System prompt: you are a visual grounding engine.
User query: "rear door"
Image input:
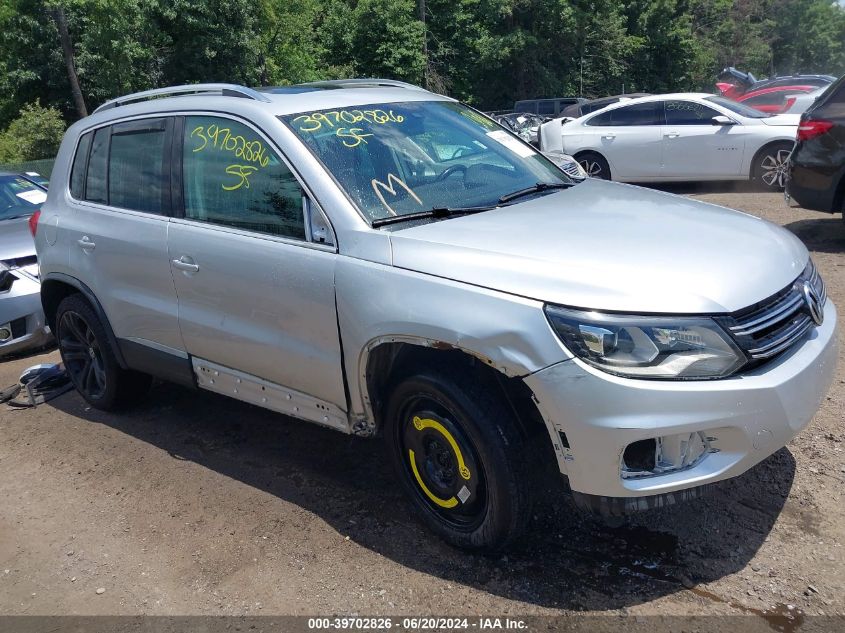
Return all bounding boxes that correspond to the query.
[64,117,185,360]
[661,99,746,179]
[580,101,664,180]
[167,114,346,410]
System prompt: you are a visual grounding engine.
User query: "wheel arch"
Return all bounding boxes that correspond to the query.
[573,149,612,179]
[749,138,795,180]
[41,273,128,368]
[360,338,551,445]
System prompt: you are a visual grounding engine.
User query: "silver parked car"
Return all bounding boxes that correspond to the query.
[35,81,837,549]
[1,173,52,358]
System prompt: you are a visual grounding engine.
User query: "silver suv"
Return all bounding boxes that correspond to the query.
[34,81,838,549]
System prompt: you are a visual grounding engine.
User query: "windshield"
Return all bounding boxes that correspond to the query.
[281,101,570,223]
[704,95,770,119]
[0,175,46,220]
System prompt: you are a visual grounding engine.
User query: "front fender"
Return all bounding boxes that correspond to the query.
[336,257,572,420]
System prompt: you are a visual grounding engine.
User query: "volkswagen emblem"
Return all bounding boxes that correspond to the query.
[801,281,824,326]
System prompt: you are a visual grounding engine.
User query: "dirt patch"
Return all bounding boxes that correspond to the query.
[0,190,843,619]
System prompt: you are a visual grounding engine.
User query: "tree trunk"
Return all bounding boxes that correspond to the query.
[50,6,87,118]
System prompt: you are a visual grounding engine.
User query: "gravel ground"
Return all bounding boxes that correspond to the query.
[0,188,843,625]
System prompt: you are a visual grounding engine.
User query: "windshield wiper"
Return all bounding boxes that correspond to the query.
[498,181,573,204]
[372,205,494,228]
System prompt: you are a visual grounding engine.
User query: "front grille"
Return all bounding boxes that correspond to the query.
[717,262,826,362]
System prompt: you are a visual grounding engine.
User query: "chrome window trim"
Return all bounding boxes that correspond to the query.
[168,214,337,254]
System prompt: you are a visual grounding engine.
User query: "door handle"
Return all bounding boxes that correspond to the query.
[664,132,680,139]
[172,256,199,273]
[77,236,95,251]
[602,134,616,140]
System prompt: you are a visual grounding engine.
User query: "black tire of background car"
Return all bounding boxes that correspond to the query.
[752,141,794,192]
[384,363,533,550]
[575,151,611,180]
[55,294,152,410]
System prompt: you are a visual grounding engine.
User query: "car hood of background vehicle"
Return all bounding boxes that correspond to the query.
[760,113,801,126]
[388,179,808,314]
[0,216,36,262]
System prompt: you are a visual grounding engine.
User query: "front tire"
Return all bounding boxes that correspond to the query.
[55,294,151,410]
[576,151,611,180]
[753,142,793,191]
[384,364,532,550]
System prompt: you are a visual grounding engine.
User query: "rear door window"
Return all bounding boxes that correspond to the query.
[108,118,170,214]
[182,115,306,240]
[587,102,663,126]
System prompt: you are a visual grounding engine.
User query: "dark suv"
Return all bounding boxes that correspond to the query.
[787,74,845,221]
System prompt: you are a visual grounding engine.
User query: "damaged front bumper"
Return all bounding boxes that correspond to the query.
[524,300,838,515]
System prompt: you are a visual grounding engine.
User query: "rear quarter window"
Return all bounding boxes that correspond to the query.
[70,132,92,199]
[85,127,109,205]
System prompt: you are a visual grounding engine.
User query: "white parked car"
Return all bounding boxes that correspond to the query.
[539,93,799,189]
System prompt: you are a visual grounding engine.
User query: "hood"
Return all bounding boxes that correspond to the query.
[0,216,37,262]
[761,113,800,126]
[388,179,808,314]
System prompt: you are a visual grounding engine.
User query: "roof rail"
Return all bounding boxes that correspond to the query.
[94,83,272,113]
[294,78,428,91]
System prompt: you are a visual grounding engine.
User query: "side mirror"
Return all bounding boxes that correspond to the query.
[712,115,735,126]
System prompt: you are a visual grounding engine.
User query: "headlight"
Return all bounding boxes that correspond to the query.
[544,306,746,379]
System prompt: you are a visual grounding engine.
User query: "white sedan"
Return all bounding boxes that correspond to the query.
[538,93,798,189]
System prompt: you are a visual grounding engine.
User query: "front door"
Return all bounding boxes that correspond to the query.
[661,100,746,179]
[168,114,346,409]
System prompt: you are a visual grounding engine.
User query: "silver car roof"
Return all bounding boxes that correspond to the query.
[85,81,454,127]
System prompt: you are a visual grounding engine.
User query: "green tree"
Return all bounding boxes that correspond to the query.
[0,101,66,163]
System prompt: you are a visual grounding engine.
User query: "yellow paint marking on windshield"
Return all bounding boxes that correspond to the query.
[459,109,496,129]
[371,174,423,216]
[292,109,405,134]
[337,128,374,148]
[413,416,471,480]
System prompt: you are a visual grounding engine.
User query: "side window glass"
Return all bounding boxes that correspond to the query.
[108,118,169,214]
[183,116,306,240]
[743,93,784,106]
[609,102,662,126]
[586,110,613,126]
[70,132,92,199]
[537,101,555,115]
[85,127,109,204]
[665,101,722,125]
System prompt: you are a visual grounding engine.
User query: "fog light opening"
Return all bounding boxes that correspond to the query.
[0,325,12,342]
[622,439,656,473]
[621,432,712,479]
